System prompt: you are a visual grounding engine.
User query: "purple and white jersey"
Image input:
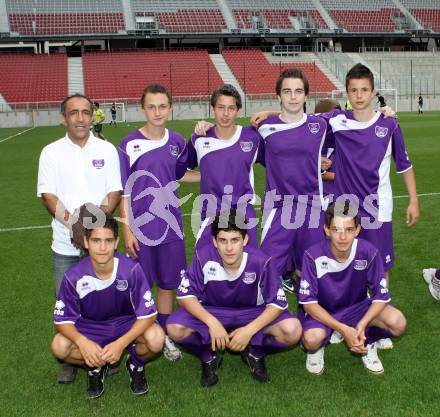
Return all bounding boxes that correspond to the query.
[323,111,412,221]
[54,252,157,325]
[258,114,327,208]
[119,129,186,245]
[185,125,263,217]
[298,238,390,314]
[176,244,287,310]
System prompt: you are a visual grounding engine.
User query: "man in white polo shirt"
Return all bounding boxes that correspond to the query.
[37,93,122,383]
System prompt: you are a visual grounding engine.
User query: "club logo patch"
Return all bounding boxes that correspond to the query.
[277,288,287,302]
[169,145,180,157]
[240,141,253,152]
[92,159,105,169]
[243,272,256,284]
[375,126,388,138]
[380,278,389,294]
[143,290,155,307]
[308,123,320,134]
[354,260,368,271]
[116,279,128,291]
[299,280,310,295]
[178,277,190,294]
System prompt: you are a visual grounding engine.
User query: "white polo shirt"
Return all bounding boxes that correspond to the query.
[37,134,122,256]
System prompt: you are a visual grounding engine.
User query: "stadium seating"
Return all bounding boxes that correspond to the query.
[232,9,327,30]
[222,49,335,95]
[135,10,226,33]
[0,53,67,104]
[228,0,327,30]
[408,9,440,32]
[319,0,403,32]
[132,0,226,32]
[8,13,124,35]
[82,50,224,100]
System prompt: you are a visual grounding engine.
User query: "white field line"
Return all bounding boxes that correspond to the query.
[1,192,439,233]
[0,127,35,144]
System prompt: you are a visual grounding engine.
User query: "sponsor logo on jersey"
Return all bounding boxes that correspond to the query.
[276,288,287,302]
[169,145,180,157]
[269,127,276,132]
[133,144,141,152]
[299,279,310,295]
[208,266,216,276]
[92,159,105,169]
[143,290,155,307]
[308,123,320,134]
[203,141,210,149]
[239,141,253,152]
[178,277,190,294]
[243,272,256,284]
[320,260,328,270]
[375,126,388,138]
[379,277,389,294]
[385,254,391,263]
[54,299,65,316]
[354,260,368,271]
[116,279,128,291]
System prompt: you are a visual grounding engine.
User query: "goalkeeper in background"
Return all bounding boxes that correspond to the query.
[93,101,106,140]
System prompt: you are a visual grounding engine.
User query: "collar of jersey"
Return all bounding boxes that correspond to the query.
[137,128,169,144]
[344,111,381,129]
[64,133,96,149]
[315,239,358,278]
[82,256,120,290]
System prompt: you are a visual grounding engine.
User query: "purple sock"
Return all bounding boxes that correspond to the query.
[365,327,392,345]
[179,332,214,363]
[435,270,440,280]
[249,345,265,359]
[262,335,291,354]
[157,313,170,333]
[128,344,147,368]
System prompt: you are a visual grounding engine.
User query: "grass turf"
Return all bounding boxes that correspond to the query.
[0,112,439,417]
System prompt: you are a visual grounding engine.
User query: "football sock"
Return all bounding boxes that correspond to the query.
[128,344,147,368]
[262,334,291,354]
[179,332,213,363]
[157,313,169,333]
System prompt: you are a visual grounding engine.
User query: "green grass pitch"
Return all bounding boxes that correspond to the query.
[0,112,439,417]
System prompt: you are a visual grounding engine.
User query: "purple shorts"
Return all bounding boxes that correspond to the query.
[167,305,294,346]
[196,205,259,250]
[299,299,392,346]
[138,239,187,290]
[359,221,394,271]
[76,315,135,347]
[260,202,325,274]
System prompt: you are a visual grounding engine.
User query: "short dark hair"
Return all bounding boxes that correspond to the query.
[94,101,100,107]
[325,201,360,229]
[210,84,242,109]
[314,99,341,113]
[345,63,375,91]
[141,83,172,107]
[212,209,247,239]
[60,94,94,115]
[84,211,119,239]
[276,68,309,96]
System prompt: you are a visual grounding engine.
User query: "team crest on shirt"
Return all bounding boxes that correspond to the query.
[375,126,388,138]
[116,279,128,291]
[276,288,287,302]
[354,260,368,271]
[143,290,155,307]
[308,123,320,134]
[380,278,389,294]
[54,300,65,316]
[239,141,254,153]
[299,280,310,295]
[178,277,190,294]
[169,145,180,157]
[242,272,256,284]
[92,159,105,169]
